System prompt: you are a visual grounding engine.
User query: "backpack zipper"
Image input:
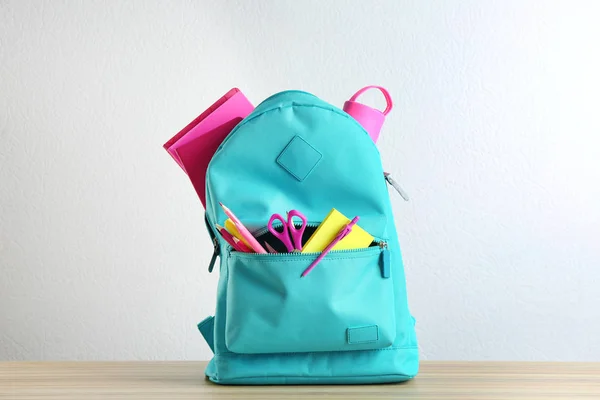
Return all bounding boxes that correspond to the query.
[208,237,219,273]
[205,214,220,273]
[228,222,387,257]
[227,241,385,258]
[379,241,390,279]
[384,172,409,201]
[229,240,390,279]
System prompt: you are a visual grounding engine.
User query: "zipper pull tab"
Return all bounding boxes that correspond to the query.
[384,172,409,201]
[208,237,219,273]
[380,242,390,279]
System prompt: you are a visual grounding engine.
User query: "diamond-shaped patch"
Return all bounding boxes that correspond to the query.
[276,135,322,182]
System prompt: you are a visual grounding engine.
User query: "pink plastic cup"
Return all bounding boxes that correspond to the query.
[343,85,393,143]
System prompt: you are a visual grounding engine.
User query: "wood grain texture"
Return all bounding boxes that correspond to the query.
[1,361,599,399]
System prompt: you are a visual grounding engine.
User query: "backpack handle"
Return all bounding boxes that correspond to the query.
[348,85,393,116]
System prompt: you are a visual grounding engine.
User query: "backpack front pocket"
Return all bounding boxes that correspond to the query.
[225,246,396,354]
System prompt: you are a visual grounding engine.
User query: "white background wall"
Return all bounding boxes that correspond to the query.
[1,0,599,362]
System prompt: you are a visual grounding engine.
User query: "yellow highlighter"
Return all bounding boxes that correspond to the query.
[225,219,251,248]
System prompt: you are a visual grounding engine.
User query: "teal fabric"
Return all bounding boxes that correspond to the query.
[203,90,419,384]
[197,316,215,354]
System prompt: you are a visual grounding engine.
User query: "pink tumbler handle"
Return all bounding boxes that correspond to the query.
[348,85,393,116]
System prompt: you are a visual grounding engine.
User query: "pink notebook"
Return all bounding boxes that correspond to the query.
[163,88,254,207]
[175,117,242,208]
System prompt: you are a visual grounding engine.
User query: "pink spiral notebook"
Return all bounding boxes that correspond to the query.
[163,88,254,207]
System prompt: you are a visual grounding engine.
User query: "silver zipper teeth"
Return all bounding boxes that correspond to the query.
[229,245,384,258]
[227,222,388,257]
[228,224,387,257]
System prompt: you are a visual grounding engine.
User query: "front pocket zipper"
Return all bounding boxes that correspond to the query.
[229,239,390,279]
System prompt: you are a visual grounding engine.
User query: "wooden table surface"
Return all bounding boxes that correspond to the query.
[1,361,599,399]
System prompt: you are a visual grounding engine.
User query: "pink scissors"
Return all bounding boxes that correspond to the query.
[267,210,307,252]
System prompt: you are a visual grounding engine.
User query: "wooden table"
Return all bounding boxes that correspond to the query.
[1,361,599,399]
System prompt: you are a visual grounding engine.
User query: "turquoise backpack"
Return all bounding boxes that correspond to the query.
[199,89,419,384]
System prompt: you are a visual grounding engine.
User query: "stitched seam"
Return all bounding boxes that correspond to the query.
[225,104,376,152]
[216,373,414,382]
[277,159,303,181]
[214,345,418,356]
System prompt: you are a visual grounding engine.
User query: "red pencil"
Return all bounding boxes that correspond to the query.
[215,224,248,252]
[233,237,253,253]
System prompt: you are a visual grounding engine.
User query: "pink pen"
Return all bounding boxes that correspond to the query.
[301,216,360,277]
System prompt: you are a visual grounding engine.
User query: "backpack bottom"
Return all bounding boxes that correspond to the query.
[204,346,419,385]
